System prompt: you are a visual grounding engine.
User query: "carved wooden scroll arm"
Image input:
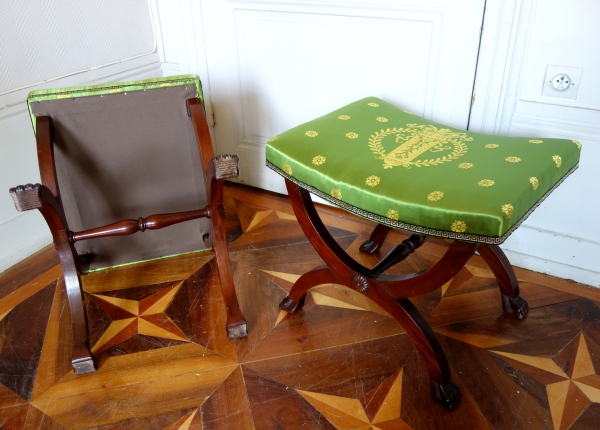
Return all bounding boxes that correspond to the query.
[283,180,478,297]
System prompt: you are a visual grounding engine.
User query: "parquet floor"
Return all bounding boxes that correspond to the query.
[1,183,600,429]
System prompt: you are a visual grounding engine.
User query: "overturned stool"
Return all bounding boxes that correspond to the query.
[266,97,580,410]
[9,75,247,374]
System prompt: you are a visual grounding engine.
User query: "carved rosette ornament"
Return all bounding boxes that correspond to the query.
[351,274,370,294]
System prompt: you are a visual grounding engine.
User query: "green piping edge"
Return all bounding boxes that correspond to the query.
[83,247,212,274]
[266,160,579,245]
[27,74,203,134]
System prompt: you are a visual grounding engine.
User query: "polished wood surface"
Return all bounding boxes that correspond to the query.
[1,182,599,428]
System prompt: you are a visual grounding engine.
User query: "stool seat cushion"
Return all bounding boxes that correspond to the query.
[266,97,580,244]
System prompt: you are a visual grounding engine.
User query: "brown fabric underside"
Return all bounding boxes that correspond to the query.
[31,85,211,270]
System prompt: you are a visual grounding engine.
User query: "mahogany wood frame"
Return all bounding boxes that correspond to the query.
[9,98,247,374]
[279,180,529,410]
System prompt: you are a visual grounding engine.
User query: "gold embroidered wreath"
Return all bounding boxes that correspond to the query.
[368,127,469,168]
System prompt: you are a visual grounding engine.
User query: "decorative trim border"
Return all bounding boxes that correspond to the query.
[26,74,203,133]
[266,160,579,245]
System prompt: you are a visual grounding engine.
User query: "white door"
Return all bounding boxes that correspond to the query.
[199,0,485,194]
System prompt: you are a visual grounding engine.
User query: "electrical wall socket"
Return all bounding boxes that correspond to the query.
[542,65,583,100]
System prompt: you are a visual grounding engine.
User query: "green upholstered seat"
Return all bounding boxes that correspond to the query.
[266,97,581,244]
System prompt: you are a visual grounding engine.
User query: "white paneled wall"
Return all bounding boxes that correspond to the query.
[0,0,164,273]
[471,0,600,287]
[0,0,155,95]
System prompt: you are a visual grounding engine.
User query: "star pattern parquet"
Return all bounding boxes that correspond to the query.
[1,182,600,429]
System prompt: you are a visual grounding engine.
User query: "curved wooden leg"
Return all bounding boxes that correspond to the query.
[359,224,391,254]
[478,244,529,319]
[14,120,96,373]
[190,100,247,339]
[284,180,461,409]
[279,267,341,313]
[212,215,247,339]
[10,184,96,374]
[57,231,96,374]
[369,284,461,410]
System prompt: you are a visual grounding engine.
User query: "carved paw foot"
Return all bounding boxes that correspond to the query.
[9,183,43,212]
[279,295,306,313]
[359,239,381,254]
[227,322,248,339]
[430,380,462,411]
[502,294,529,320]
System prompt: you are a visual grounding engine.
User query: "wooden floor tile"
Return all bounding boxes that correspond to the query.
[81,253,213,294]
[31,362,237,428]
[0,404,28,428]
[0,246,58,301]
[201,366,254,429]
[23,405,68,429]
[31,280,74,402]
[0,282,55,401]
[0,182,599,429]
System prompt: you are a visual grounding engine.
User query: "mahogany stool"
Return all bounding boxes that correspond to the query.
[266,97,580,409]
[9,75,247,374]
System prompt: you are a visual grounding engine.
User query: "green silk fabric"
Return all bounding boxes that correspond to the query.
[27,74,203,133]
[266,97,580,243]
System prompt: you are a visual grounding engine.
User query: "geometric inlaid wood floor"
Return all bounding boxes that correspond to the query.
[1,183,600,429]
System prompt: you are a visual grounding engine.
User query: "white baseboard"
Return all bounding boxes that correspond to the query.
[505,249,600,288]
[0,211,52,274]
[502,224,600,287]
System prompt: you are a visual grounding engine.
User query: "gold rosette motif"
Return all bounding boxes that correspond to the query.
[478,179,495,187]
[386,209,399,220]
[427,191,444,201]
[312,156,326,166]
[365,175,380,187]
[451,220,467,232]
[501,204,514,218]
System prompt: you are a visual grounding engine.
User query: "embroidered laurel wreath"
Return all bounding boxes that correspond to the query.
[368,125,471,169]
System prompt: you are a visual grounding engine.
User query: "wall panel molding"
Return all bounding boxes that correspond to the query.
[511,101,600,142]
[231,7,443,153]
